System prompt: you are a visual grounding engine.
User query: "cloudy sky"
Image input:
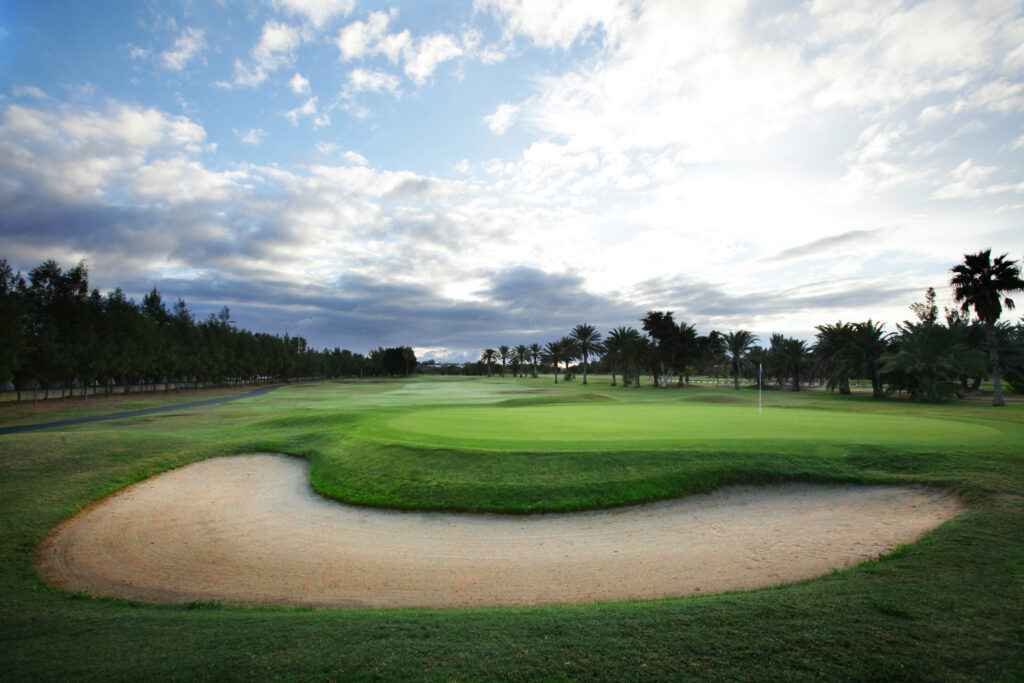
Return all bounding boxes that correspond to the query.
[2,0,1023,360]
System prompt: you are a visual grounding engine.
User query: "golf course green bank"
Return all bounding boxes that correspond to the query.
[2,377,1022,680]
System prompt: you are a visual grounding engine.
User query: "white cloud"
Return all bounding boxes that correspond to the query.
[12,85,48,99]
[235,128,266,145]
[130,157,243,203]
[404,34,463,84]
[285,96,329,127]
[289,72,311,94]
[275,0,354,28]
[931,159,1024,199]
[160,27,205,71]
[336,10,393,59]
[344,150,368,165]
[233,20,303,87]
[477,0,634,49]
[0,101,209,203]
[346,68,401,96]
[335,11,464,85]
[1010,135,1024,151]
[953,79,1024,114]
[127,44,151,62]
[918,105,945,123]
[484,103,519,134]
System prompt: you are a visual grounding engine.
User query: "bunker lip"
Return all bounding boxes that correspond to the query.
[37,454,965,610]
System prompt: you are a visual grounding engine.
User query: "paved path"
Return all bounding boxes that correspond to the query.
[0,385,282,436]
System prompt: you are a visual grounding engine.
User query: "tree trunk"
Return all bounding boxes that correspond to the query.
[869,361,883,399]
[987,323,1005,406]
[839,376,851,395]
[582,351,588,385]
[733,358,740,389]
[610,361,617,387]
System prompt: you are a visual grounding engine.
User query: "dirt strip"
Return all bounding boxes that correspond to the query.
[37,454,964,609]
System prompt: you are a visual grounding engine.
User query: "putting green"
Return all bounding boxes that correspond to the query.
[360,403,1000,452]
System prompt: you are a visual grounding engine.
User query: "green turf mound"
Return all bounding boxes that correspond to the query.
[358,403,1001,452]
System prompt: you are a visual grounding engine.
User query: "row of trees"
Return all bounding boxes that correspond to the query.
[0,258,416,401]
[477,251,1024,405]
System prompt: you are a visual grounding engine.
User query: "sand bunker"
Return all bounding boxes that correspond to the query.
[37,454,963,609]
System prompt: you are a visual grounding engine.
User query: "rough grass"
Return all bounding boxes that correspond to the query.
[0,376,1022,681]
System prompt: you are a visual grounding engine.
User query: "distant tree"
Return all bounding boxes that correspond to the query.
[724,330,758,390]
[570,323,603,385]
[604,326,637,386]
[528,343,541,378]
[950,249,1024,406]
[777,337,811,391]
[513,344,529,377]
[813,322,854,394]
[850,320,891,399]
[480,348,496,376]
[881,322,983,403]
[542,339,565,383]
[0,259,28,395]
[909,286,939,326]
[696,330,726,381]
[642,310,678,386]
[498,345,510,377]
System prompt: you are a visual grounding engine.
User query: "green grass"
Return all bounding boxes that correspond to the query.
[1,376,1022,681]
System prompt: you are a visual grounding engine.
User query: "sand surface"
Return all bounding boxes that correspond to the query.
[37,454,963,609]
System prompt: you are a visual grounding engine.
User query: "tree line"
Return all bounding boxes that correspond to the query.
[472,250,1024,406]
[0,258,416,401]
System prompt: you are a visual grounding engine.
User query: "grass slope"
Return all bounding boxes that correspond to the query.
[1,376,1022,681]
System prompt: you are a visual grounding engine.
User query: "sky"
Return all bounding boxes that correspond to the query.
[1,0,1023,361]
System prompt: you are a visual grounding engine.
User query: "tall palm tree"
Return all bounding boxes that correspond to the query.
[497,345,510,377]
[950,249,1024,406]
[604,326,631,386]
[542,339,564,383]
[850,320,891,398]
[777,337,810,391]
[480,348,496,377]
[559,336,580,378]
[529,343,541,378]
[513,344,530,377]
[813,322,854,394]
[724,330,758,390]
[570,323,602,385]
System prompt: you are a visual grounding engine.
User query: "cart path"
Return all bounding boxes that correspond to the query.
[37,454,964,610]
[0,385,282,435]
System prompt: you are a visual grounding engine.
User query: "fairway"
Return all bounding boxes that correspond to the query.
[361,403,1001,451]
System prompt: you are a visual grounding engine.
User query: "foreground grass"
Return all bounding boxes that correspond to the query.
[1,376,1022,680]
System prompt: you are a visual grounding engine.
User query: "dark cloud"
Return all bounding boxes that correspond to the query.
[762,228,887,262]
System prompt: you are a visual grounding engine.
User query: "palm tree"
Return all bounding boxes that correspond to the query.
[723,330,758,390]
[480,348,496,377]
[513,344,530,377]
[542,340,564,383]
[497,345,510,377]
[604,326,632,386]
[529,343,541,378]
[849,320,891,398]
[559,336,580,378]
[950,249,1024,406]
[777,337,810,391]
[881,322,982,403]
[813,322,854,394]
[570,323,602,385]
